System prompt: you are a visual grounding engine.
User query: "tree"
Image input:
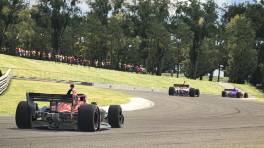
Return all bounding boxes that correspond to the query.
[146,0,170,75]
[196,38,219,80]
[167,18,192,77]
[133,0,153,69]
[83,14,105,64]
[176,0,218,79]
[226,15,257,83]
[222,3,246,24]
[147,20,170,75]
[62,13,83,56]
[38,0,79,55]
[215,24,228,81]
[84,0,111,63]
[16,8,36,50]
[245,2,264,87]
[0,0,25,54]
[108,12,127,69]
[89,0,111,26]
[223,1,264,86]
[30,4,52,52]
[127,0,170,75]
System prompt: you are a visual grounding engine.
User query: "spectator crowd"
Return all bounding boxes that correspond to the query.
[14,48,147,74]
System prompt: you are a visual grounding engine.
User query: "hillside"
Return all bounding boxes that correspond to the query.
[0,54,224,94]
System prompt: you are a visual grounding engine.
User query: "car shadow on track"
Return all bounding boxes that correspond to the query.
[7,127,110,133]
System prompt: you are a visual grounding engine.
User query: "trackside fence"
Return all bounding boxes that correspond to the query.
[0,69,11,95]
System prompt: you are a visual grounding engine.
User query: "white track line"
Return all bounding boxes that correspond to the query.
[100,97,154,112]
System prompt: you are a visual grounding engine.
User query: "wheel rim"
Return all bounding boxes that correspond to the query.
[119,112,124,125]
[94,109,99,130]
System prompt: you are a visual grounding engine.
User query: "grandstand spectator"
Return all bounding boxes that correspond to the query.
[11,48,148,74]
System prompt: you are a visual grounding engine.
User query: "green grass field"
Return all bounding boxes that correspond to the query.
[0,54,223,94]
[0,79,130,115]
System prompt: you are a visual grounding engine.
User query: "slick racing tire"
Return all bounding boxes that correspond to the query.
[195,89,200,97]
[189,88,195,97]
[168,87,175,96]
[78,104,100,132]
[244,93,249,98]
[236,92,243,98]
[222,91,227,97]
[16,101,32,129]
[108,105,124,128]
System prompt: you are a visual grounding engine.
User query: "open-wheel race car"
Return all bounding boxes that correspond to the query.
[168,84,200,97]
[15,93,124,132]
[222,88,248,98]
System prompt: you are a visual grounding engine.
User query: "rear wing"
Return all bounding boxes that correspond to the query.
[224,89,236,91]
[174,84,190,87]
[26,92,87,113]
[26,92,86,103]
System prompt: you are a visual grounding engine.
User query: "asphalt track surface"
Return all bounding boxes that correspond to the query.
[1,91,264,148]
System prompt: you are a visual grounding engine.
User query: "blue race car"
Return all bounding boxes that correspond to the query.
[221,88,248,98]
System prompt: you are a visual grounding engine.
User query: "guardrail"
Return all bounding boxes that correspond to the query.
[0,69,12,95]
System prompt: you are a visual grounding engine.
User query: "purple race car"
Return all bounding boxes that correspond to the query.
[221,88,248,98]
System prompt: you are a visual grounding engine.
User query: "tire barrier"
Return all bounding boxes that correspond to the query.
[0,69,11,95]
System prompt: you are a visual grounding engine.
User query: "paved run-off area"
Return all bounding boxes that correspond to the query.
[1,91,264,148]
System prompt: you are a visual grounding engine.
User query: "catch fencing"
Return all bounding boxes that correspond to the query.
[0,69,11,95]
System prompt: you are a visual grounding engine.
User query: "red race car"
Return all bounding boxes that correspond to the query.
[15,93,124,132]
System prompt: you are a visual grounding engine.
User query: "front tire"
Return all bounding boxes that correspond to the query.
[108,105,124,128]
[15,101,32,129]
[222,91,227,97]
[78,104,100,132]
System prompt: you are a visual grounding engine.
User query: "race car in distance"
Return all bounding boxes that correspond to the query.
[15,93,124,132]
[168,84,200,97]
[222,88,248,98]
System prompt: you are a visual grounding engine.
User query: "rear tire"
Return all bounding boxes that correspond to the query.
[168,87,175,96]
[15,101,32,129]
[108,105,124,128]
[189,88,195,97]
[78,104,100,132]
[236,92,243,98]
[195,89,200,97]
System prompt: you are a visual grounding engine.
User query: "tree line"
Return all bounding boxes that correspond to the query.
[0,0,263,88]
